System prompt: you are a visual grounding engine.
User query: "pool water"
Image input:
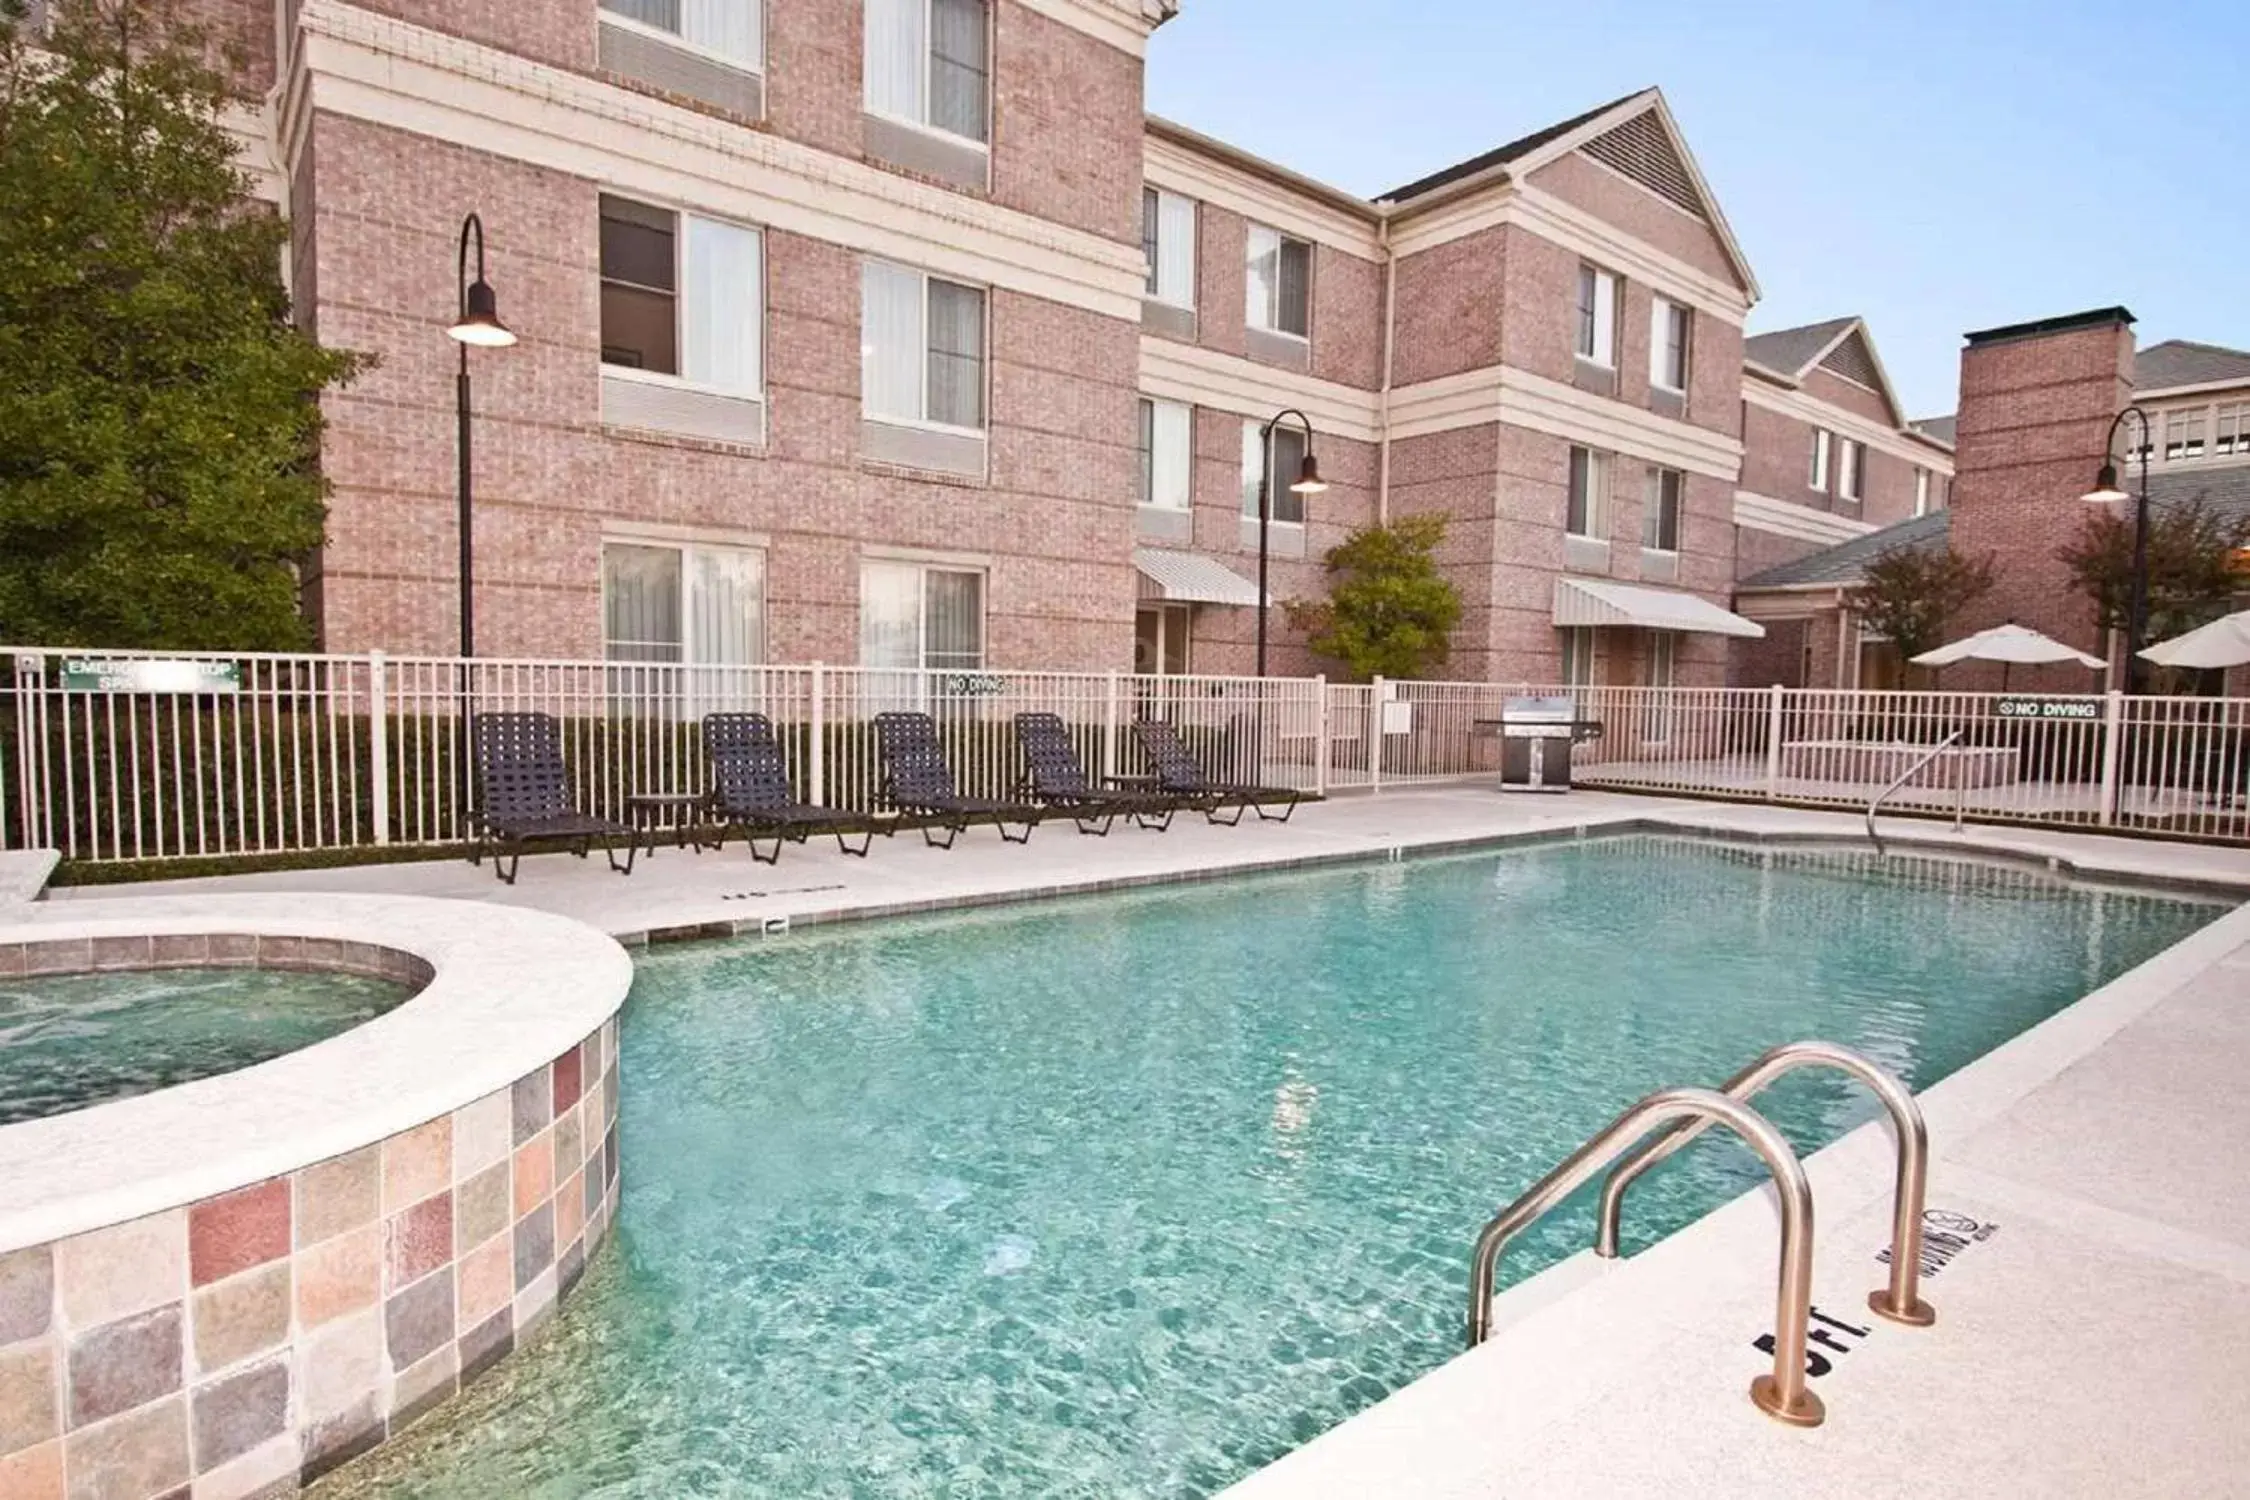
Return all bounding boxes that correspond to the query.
[324,838,2223,1498]
[0,966,411,1125]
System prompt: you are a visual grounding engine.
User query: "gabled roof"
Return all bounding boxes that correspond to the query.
[2136,339,2250,393]
[1912,415,1957,447]
[1738,510,1950,591]
[1377,88,1760,301]
[1741,315,1908,426]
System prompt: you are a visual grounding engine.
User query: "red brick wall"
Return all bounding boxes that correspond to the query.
[303,115,1140,666]
[1311,245,1384,391]
[991,4,1141,244]
[176,0,275,94]
[1390,227,1503,387]
[763,1,860,160]
[1945,315,2135,690]
[1493,223,1577,385]
[349,0,593,72]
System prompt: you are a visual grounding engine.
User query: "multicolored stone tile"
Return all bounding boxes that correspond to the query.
[189,1264,290,1377]
[188,1184,290,1289]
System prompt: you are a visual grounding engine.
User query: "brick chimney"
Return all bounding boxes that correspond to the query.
[1945,307,2136,691]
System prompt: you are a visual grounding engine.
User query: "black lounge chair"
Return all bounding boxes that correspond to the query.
[1013,713,1177,835]
[873,712,1045,848]
[468,712,637,885]
[1131,718,1302,826]
[703,713,879,864]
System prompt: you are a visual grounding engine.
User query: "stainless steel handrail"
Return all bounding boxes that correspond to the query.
[1466,1086,1825,1427]
[1865,729,1964,855]
[1593,1040,1936,1328]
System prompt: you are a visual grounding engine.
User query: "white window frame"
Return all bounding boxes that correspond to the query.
[863,0,991,148]
[598,0,764,74]
[1567,447,1607,540]
[2164,408,2208,462]
[598,195,767,400]
[1242,421,1308,526]
[1244,224,1311,340]
[858,559,987,671]
[1642,467,1682,553]
[1143,188,1197,309]
[861,259,988,435]
[1560,626,1596,689]
[600,538,768,667]
[1648,295,1689,393]
[1576,264,1620,367]
[1640,632,1676,743]
[1808,428,1832,492]
[1838,438,1865,503]
[1139,398,1193,511]
[1914,467,1931,517]
[2217,403,2248,458]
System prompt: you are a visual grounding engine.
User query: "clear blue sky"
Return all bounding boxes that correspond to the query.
[1146,0,2250,421]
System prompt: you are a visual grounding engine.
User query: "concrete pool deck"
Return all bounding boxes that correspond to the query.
[28,789,2250,1497]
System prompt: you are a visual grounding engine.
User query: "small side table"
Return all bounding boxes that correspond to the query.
[625,793,722,858]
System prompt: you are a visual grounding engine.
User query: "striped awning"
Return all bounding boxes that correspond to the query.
[1553,577,1766,639]
[1134,548,1261,607]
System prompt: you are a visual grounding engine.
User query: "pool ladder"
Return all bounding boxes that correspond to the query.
[1464,1040,1936,1429]
[1865,730,1966,856]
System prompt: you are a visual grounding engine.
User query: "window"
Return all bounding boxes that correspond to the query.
[1138,399,1192,510]
[862,260,986,429]
[1808,428,1832,492]
[2218,404,2249,458]
[598,0,761,69]
[860,561,984,670]
[1240,422,1308,525]
[1566,447,1606,539]
[1143,189,1197,307]
[601,541,765,665]
[2165,409,2207,461]
[599,196,764,393]
[1914,467,1931,517]
[1559,627,1595,689]
[1641,632,1676,743]
[1244,225,1310,338]
[1575,264,1619,366]
[865,0,989,144]
[1643,468,1682,552]
[1838,439,1864,503]
[1649,296,1690,392]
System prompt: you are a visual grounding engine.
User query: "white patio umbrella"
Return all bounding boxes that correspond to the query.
[1910,623,2105,690]
[2138,610,2250,671]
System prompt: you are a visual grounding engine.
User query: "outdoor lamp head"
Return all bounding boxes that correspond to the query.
[1290,452,1328,495]
[2080,461,2128,504]
[447,279,517,348]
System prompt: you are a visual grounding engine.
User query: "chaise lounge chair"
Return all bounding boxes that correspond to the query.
[873,712,1046,848]
[1131,718,1302,826]
[703,713,880,865]
[468,711,637,885]
[1013,712,1178,835]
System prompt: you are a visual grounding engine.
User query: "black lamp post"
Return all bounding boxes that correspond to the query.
[2082,405,2152,694]
[445,213,517,661]
[1254,407,1328,678]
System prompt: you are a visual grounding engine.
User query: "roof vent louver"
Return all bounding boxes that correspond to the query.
[1579,110,1705,220]
[1819,332,1884,391]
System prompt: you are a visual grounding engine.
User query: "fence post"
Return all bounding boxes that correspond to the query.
[1314,675,1329,798]
[808,662,826,808]
[367,652,391,846]
[2097,689,2124,827]
[1370,675,1386,795]
[1103,670,1121,786]
[1763,683,1785,803]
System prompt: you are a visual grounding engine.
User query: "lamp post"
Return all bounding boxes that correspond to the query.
[2082,405,2152,694]
[445,213,517,661]
[1254,408,1329,678]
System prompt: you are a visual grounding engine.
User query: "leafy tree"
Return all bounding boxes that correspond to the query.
[1853,542,1995,681]
[1282,513,1464,681]
[0,0,363,649]
[2057,495,2250,652]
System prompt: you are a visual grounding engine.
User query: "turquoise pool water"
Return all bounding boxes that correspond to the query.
[0,966,410,1125]
[327,837,2223,1498]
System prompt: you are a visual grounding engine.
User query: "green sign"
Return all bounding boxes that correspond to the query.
[58,659,240,695]
[1995,697,2099,721]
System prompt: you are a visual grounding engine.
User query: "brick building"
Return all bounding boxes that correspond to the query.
[45,3,2001,687]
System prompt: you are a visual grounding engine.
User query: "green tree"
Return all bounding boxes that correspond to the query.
[2057,495,2250,650]
[0,0,363,649]
[1853,542,1994,682]
[1282,513,1464,681]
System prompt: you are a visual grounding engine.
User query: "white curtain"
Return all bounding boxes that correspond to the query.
[1149,400,1191,510]
[860,561,922,669]
[1240,420,1264,517]
[681,0,759,65]
[689,548,763,666]
[683,216,760,395]
[1155,192,1197,307]
[602,545,683,663]
[1244,225,1279,330]
[861,261,923,421]
[864,0,924,120]
[924,570,983,670]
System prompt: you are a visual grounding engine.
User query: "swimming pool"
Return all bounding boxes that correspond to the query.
[0,965,410,1125]
[320,836,2224,1498]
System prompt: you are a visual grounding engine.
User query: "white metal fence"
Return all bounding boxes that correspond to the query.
[8,646,2250,864]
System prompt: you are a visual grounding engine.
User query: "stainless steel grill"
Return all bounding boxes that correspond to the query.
[1487,695,1603,792]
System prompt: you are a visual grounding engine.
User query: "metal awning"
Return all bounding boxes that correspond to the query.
[1134,548,1261,607]
[1553,577,1767,639]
